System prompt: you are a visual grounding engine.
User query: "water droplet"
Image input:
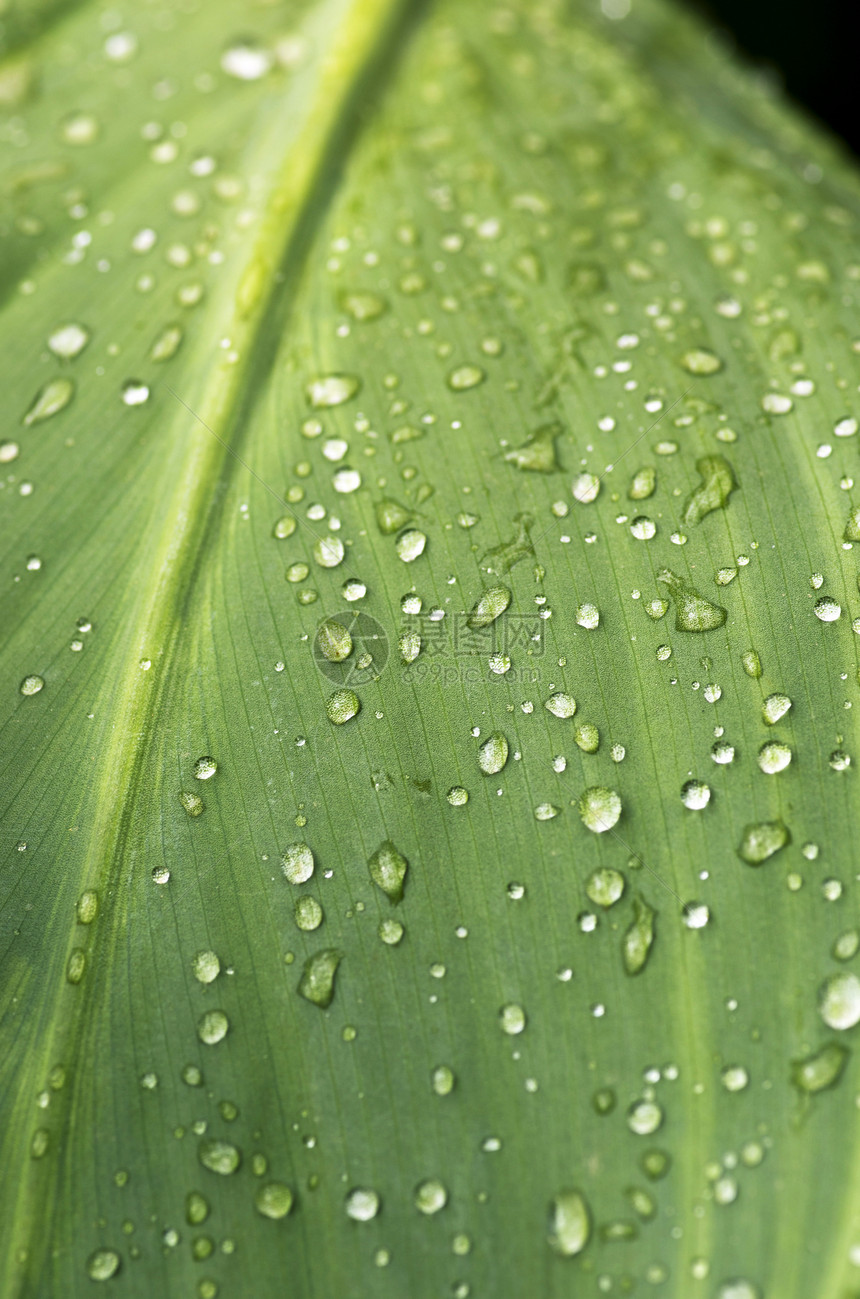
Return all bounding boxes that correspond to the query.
[813,596,841,622]
[628,466,656,500]
[193,757,218,781]
[645,598,669,620]
[273,516,297,540]
[368,840,408,903]
[281,843,314,884]
[844,507,860,542]
[480,513,535,574]
[345,1188,380,1221]
[415,1179,448,1214]
[578,787,621,833]
[23,377,74,425]
[547,1190,591,1257]
[66,949,86,984]
[572,473,600,504]
[254,1182,294,1219]
[833,930,860,961]
[298,948,341,1008]
[150,323,183,362]
[761,392,793,415]
[762,692,791,724]
[534,802,560,821]
[48,323,90,359]
[395,529,426,563]
[19,674,45,697]
[76,889,99,924]
[586,868,625,907]
[681,780,711,810]
[431,1065,455,1096]
[179,791,204,817]
[478,732,509,775]
[446,786,469,806]
[152,866,170,885]
[545,691,576,719]
[316,619,353,663]
[376,498,411,534]
[682,902,710,929]
[499,1003,526,1035]
[757,741,792,774]
[192,951,221,984]
[340,291,386,321]
[504,423,561,473]
[720,1065,749,1092]
[303,372,360,409]
[326,689,360,724]
[738,819,791,864]
[835,416,858,438]
[86,1249,121,1281]
[627,1099,663,1135]
[121,381,149,407]
[630,516,657,540]
[198,1139,241,1175]
[573,721,600,753]
[623,897,656,975]
[658,570,726,632]
[467,586,511,629]
[378,918,404,945]
[197,1010,229,1045]
[682,455,737,525]
[576,602,600,630]
[819,972,860,1030]
[399,631,421,663]
[313,536,345,568]
[716,567,737,585]
[680,348,722,375]
[830,749,852,772]
[294,896,323,932]
[712,741,735,764]
[186,1192,210,1226]
[792,1042,849,1093]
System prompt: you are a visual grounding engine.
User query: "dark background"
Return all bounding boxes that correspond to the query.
[692,0,857,154]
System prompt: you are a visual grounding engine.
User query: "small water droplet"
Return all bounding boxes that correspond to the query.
[193,757,218,781]
[478,732,509,775]
[86,1249,121,1281]
[415,1179,448,1214]
[368,840,408,903]
[818,972,860,1030]
[23,378,74,425]
[298,948,342,1007]
[499,1003,526,1035]
[326,689,360,724]
[254,1182,294,1219]
[578,787,621,833]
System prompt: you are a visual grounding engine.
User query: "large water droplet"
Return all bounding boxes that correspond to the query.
[306,374,359,408]
[819,972,860,1029]
[192,951,221,984]
[368,840,408,903]
[627,1099,663,1135]
[586,868,625,907]
[298,948,341,1008]
[254,1182,294,1219]
[757,741,792,774]
[762,693,791,725]
[547,1190,591,1257]
[281,842,314,884]
[345,1188,380,1221]
[197,1010,229,1045]
[23,378,74,425]
[623,897,656,975]
[48,323,90,359]
[738,819,790,864]
[198,1139,241,1175]
[86,1250,121,1281]
[682,455,737,525]
[578,787,621,833]
[478,732,509,775]
[499,1003,526,1035]
[791,1042,849,1093]
[395,529,427,563]
[545,691,576,719]
[467,586,511,630]
[326,689,360,724]
[316,619,353,662]
[414,1179,448,1214]
[504,423,561,473]
[658,570,726,632]
[680,348,722,375]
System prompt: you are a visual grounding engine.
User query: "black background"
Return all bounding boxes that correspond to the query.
[691,0,857,153]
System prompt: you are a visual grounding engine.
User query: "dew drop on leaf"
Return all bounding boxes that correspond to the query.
[313,535,345,568]
[344,1188,380,1221]
[623,897,656,976]
[192,950,220,984]
[306,374,359,408]
[544,691,576,719]
[682,455,737,525]
[578,787,621,833]
[547,1189,591,1257]
[681,780,711,809]
[326,689,360,724]
[586,868,625,907]
[86,1249,121,1281]
[791,1042,849,1093]
[395,529,427,563]
[757,741,792,774]
[738,820,791,864]
[478,732,509,775]
[504,424,561,473]
[294,897,323,932]
[499,1003,526,1035]
[316,619,353,662]
[197,1010,229,1045]
[179,791,204,817]
[19,675,45,696]
[298,948,341,1008]
[254,1182,294,1219]
[367,840,408,904]
[467,586,511,630]
[198,1139,241,1176]
[281,843,314,884]
[658,570,727,632]
[378,919,404,946]
[193,756,218,781]
[414,1179,448,1215]
[447,364,484,391]
[818,972,860,1030]
[680,348,722,375]
[22,377,74,425]
[627,1099,663,1135]
[47,323,89,359]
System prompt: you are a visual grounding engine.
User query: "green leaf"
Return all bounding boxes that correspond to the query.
[2,0,860,1296]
